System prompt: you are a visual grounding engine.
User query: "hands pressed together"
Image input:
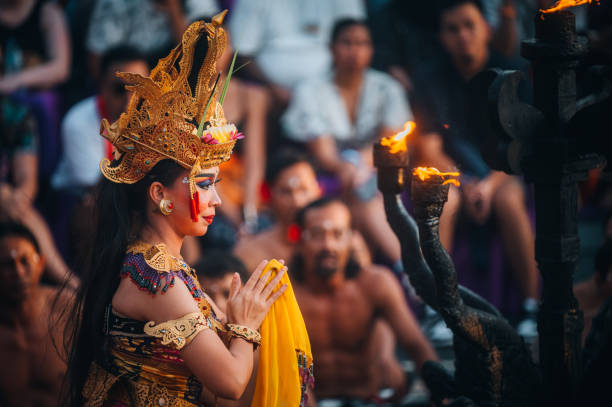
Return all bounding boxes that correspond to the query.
[225,259,288,331]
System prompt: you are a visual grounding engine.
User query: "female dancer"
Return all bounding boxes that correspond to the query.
[62,12,287,406]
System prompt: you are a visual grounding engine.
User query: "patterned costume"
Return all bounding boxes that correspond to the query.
[83,242,223,407]
[81,10,313,407]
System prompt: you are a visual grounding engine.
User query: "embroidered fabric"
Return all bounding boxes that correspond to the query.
[144,312,208,350]
[226,323,261,347]
[121,241,204,302]
[82,242,228,407]
[83,362,200,407]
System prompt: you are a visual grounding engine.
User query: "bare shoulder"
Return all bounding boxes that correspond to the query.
[113,273,200,323]
[358,264,397,287]
[358,265,402,300]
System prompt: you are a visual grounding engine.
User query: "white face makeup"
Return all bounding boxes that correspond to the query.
[322,220,334,230]
[287,176,300,189]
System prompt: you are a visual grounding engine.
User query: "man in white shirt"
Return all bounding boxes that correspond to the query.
[50,46,149,263]
[52,46,149,191]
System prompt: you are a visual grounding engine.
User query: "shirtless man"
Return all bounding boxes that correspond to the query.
[233,149,322,272]
[292,198,438,403]
[0,222,70,406]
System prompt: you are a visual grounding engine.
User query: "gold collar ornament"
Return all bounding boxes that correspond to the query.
[99,10,243,222]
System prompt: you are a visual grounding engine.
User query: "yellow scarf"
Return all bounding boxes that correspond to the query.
[252,260,314,407]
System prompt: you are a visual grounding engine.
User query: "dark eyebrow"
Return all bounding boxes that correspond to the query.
[196,173,216,178]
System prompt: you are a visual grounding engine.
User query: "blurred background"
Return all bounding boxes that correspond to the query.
[0,0,610,405]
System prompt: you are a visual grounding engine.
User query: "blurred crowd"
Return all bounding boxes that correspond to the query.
[0,0,610,405]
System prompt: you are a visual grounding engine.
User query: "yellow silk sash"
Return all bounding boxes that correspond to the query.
[252,260,314,407]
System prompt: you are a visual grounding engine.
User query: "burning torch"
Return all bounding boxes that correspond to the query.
[373,121,415,194]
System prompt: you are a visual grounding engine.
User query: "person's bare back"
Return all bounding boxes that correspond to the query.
[0,286,69,407]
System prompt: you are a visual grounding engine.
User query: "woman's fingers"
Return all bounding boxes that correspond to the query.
[228,272,241,300]
[244,259,268,291]
[265,284,288,307]
[253,270,272,293]
[261,267,287,299]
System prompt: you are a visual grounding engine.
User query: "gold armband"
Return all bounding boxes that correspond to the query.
[144,312,208,350]
[226,324,262,348]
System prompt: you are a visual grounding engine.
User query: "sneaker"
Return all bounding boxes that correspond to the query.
[517,298,539,341]
[517,316,538,339]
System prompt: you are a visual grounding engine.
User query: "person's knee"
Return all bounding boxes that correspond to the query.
[414,133,444,162]
[493,179,526,214]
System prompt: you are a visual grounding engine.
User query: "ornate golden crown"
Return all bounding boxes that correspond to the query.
[99,10,240,186]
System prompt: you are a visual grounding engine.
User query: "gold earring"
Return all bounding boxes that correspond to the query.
[159,198,174,215]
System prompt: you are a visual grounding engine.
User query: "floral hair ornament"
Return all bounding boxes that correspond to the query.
[98,10,245,222]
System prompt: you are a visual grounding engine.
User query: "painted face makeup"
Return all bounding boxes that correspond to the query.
[287,176,300,189]
[193,173,221,191]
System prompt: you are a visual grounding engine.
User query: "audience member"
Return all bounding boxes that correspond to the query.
[0,221,70,406]
[411,0,538,335]
[292,198,437,403]
[0,0,71,178]
[283,18,407,264]
[195,250,249,313]
[0,96,74,286]
[52,46,148,191]
[575,239,612,345]
[234,149,322,273]
[372,0,531,95]
[229,0,365,108]
[86,0,218,73]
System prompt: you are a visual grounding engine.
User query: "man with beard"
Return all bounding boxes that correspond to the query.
[292,198,438,404]
[0,222,70,406]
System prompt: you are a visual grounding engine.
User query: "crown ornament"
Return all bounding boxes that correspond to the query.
[99,10,243,222]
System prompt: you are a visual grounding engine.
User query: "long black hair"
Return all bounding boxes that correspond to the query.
[59,159,185,406]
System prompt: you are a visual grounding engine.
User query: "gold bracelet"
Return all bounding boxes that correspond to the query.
[226,323,262,348]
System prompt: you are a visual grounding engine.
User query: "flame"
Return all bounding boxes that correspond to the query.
[540,0,598,14]
[413,167,461,187]
[380,121,415,154]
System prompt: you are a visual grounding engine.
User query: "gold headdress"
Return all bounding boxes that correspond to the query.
[99,10,242,221]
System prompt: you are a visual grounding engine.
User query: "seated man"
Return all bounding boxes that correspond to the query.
[411,0,538,335]
[292,198,438,403]
[0,222,71,406]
